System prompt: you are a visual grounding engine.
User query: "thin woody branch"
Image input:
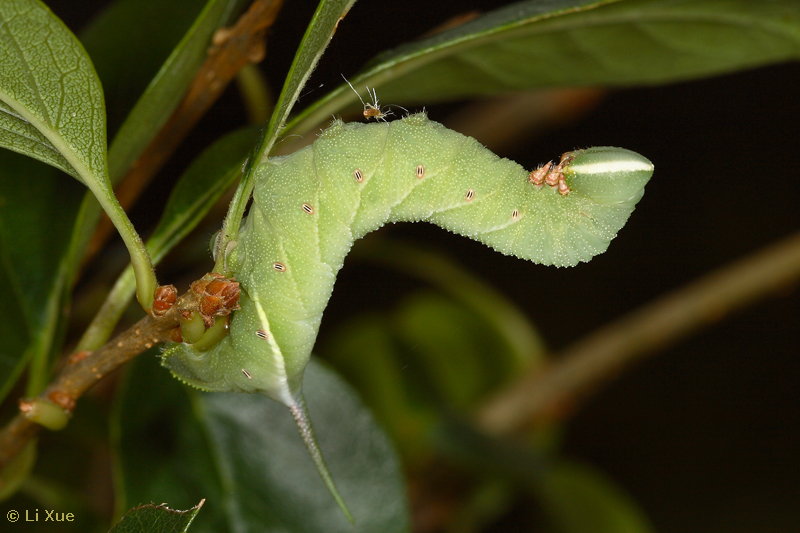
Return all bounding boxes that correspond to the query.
[0,296,182,472]
[0,272,243,473]
[477,230,800,435]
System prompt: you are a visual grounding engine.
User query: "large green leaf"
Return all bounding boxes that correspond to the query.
[198,360,410,532]
[0,0,245,397]
[0,0,157,312]
[0,0,107,184]
[288,0,800,134]
[537,460,655,533]
[113,357,410,533]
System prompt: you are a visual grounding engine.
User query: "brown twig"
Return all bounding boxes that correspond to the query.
[477,230,800,435]
[86,0,284,262]
[0,270,243,473]
[0,300,182,472]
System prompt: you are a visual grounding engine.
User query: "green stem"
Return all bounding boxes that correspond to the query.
[74,266,136,352]
[88,183,156,311]
[236,63,273,125]
[212,138,262,275]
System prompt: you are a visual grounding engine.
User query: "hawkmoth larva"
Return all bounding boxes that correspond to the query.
[161,113,653,517]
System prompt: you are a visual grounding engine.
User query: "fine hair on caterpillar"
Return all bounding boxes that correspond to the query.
[162,112,653,520]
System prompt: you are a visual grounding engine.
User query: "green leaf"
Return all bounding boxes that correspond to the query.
[356,239,547,368]
[77,127,260,352]
[109,501,204,533]
[0,151,84,398]
[113,357,410,533]
[0,0,156,310]
[202,358,409,533]
[322,315,436,465]
[0,0,118,394]
[537,460,655,533]
[0,441,36,502]
[217,0,358,273]
[394,293,521,411]
[0,0,107,184]
[0,0,251,390]
[198,359,410,532]
[289,0,800,134]
[322,285,542,463]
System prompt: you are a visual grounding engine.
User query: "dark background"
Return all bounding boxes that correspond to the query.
[46,0,800,531]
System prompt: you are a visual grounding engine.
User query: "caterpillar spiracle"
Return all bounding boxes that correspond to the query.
[161,112,653,517]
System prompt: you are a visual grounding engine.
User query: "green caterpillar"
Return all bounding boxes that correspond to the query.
[161,112,653,517]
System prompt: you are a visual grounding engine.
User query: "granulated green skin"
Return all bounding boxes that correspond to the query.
[162,113,653,406]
